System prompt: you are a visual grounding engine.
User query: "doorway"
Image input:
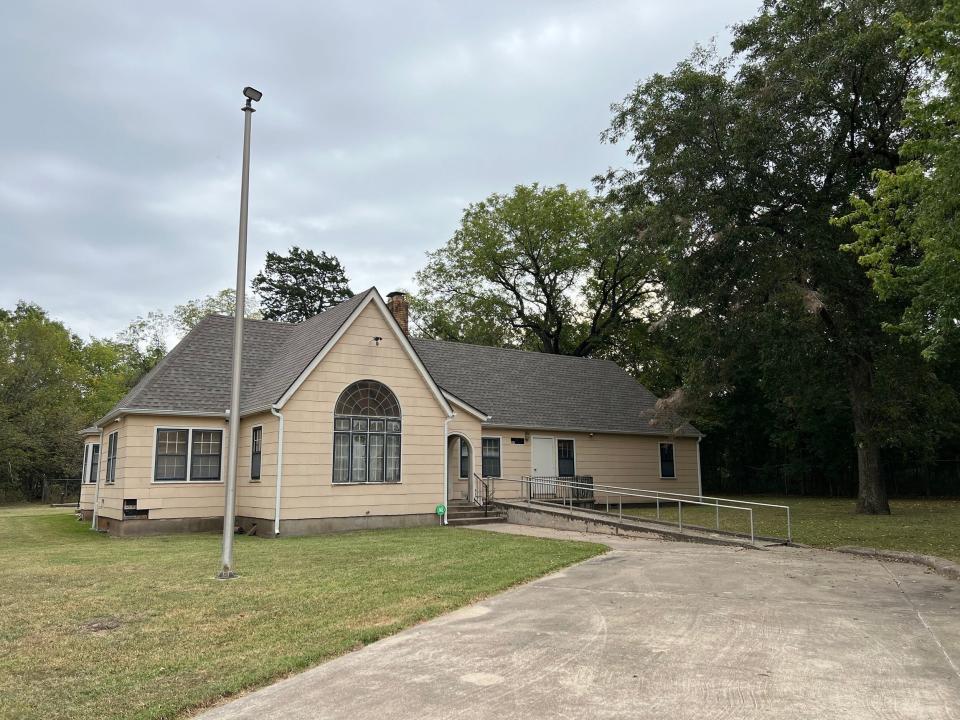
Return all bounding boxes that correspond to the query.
[447,434,473,501]
[531,436,557,496]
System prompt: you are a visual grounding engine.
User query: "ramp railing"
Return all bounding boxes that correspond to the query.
[523,479,792,543]
[624,488,792,543]
[491,475,764,543]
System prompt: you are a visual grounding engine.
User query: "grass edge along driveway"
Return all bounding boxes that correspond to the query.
[0,508,605,720]
[623,495,960,563]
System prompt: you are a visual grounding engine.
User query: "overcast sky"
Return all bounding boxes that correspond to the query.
[1,0,757,339]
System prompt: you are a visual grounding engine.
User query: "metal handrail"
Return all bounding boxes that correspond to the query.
[499,475,759,543]
[550,479,792,543]
[472,473,491,516]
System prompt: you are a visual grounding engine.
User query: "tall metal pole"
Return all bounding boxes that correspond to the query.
[218,88,260,579]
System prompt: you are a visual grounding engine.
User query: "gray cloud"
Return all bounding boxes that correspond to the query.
[0,0,757,338]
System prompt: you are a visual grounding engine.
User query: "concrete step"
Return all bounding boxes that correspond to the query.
[447,515,506,526]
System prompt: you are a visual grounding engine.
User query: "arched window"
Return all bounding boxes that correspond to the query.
[333,380,401,484]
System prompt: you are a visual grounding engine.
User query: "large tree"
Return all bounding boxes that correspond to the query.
[172,288,261,333]
[80,338,161,420]
[415,184,659,356]
[252,247,352,323]
[840,0,960,360]
[0,304,87,500]
[603,0,941,513]
[0,304,168,501]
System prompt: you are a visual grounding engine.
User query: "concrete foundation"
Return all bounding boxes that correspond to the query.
[88,512,443,538]
[78,509,93,521]
[237,513,442,538]
[95,515,222,537]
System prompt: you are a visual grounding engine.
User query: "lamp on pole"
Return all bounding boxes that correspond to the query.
[218,85,262,580]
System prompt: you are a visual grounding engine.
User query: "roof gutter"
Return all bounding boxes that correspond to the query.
[440,390,489,422]
[271,406,285,537]
[95,407,228,427]
[480,423,703,439]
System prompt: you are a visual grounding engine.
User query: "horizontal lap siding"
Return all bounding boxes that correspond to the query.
[79,482,96,511]
[482,427,701,500]
[576,433,700,500]
[236,412,278,519]
[486,431,529,499]
[111,414,230,520]
[94,419,124,519]
[279,303,446,520]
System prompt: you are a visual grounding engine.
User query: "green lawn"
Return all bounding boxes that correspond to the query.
[623,495,960,562]
[0,503,77,517]
[0,508,604,720]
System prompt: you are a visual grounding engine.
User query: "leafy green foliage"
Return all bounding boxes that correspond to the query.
[409,292,520,348]
[253,246,352,323]
[172,288,262,333]
[0,304,87,501]
[415,184,659,356]
[602,0,948,513]
[115,309,169,362]
[840,0,960,360]
[0,304,161,501]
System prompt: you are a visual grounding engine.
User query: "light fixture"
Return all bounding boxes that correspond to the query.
[243,86,263,102]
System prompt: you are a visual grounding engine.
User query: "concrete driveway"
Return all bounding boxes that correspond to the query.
[197,525,960,720]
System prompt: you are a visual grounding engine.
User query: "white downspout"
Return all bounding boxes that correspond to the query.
[271,406,285,537]
[696,436,704,499]
[442,415,453,525]
[90,428,103,530]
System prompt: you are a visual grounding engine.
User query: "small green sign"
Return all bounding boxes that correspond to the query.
[435,504,446,516]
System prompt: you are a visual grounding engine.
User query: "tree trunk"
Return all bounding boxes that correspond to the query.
[847,355,891,515]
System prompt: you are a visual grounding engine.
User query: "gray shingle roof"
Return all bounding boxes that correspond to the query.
[412,339,699,437]
[241,289,373,412]
[99,290,371,423]
[99,289,698,437]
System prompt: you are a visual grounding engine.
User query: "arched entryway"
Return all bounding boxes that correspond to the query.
[446,433,474,502]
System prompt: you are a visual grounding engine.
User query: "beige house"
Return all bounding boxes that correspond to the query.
[78,289,701,536]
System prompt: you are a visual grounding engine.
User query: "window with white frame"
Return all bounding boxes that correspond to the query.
[84,443,100,484]
[105,432,118,484]
[481,437,501,478]
[153,428,223,482]
[659,442,676,478]
[557,439,575,477]
[251,426,262,480]
[332,380,401,484]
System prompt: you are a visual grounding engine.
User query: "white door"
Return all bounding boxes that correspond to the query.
[531,437,557,497]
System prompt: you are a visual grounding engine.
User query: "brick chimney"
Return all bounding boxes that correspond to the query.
[386,291,409,335]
